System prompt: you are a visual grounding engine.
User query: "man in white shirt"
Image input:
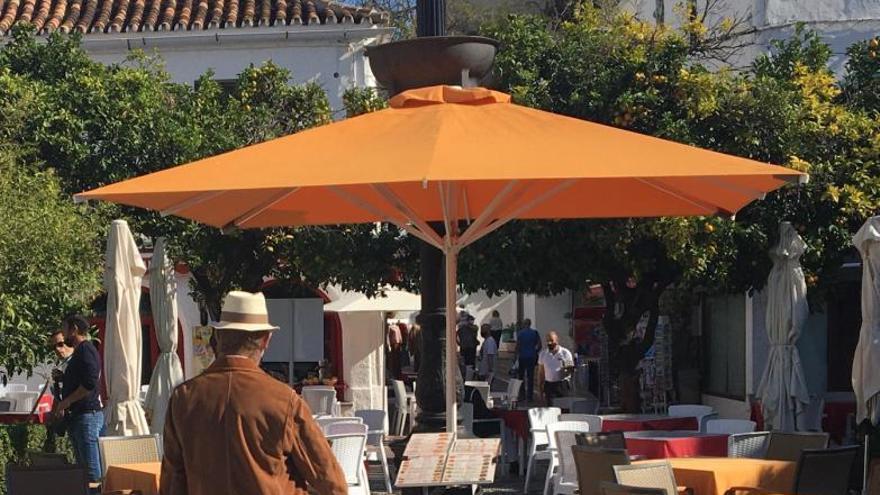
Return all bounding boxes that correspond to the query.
[537,331,574,406]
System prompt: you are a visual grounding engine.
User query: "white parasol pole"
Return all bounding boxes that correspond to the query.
[445,245,459,433]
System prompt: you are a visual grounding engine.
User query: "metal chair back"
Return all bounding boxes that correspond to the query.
[706,419,756,434]
[600,481,666,495]
[765,431,829,462]
[793,446,858,495]
[576,431,627,450]
[728,431,770,458]
[573,447,630,495]
[613,461,678,495]
[97,434,162,478]
[5,464,89,495]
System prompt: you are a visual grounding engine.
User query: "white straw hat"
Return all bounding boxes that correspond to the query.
[211,291,280,332]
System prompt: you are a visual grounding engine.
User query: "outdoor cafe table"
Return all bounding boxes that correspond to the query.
[102,461,161,495]
[601,413,699,432]
[659,457,796,495]
[624,431,729,459]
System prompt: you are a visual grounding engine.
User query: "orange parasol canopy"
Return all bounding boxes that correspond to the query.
[77,85,807,431]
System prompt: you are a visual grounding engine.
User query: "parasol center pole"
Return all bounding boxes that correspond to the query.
[445,243,459,433]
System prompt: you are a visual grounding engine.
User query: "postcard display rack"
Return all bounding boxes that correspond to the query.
[395,432,501,492]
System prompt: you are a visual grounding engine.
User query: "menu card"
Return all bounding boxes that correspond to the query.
[396,434,500,487]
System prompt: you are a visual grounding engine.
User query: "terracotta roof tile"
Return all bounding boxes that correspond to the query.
[0,0,385,34]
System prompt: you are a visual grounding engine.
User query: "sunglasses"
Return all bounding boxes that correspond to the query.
[53,342,66,349]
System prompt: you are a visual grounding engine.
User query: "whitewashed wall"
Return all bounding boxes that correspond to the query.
[337,311,386,413]
[81,27,391,113]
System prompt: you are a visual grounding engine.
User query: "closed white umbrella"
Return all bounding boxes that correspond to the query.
[144,237,184,434]
[757,221,810,431]
[853,217,880,489]
[103,220,150,436]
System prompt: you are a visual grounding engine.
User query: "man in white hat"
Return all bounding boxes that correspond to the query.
[160,291,347,495]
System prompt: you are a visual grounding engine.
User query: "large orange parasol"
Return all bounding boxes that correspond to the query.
[78,85,807,431]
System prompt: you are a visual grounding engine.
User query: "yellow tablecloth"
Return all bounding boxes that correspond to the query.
[667,457,796,495]
[103,462,161,495]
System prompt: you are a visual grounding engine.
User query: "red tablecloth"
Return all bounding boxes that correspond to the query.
[492,408,529,439]
[0,394,53,424]
[602,415,698,432]
[625,433,729,459]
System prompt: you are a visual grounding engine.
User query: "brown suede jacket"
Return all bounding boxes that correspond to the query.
[160,356,347,495]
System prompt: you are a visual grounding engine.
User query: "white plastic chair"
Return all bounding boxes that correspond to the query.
[524,407,562,492]
[558,413,602,432]
[302,386,338,416]
[317,416,363,435]
[325,421,368,436]
[547,426,584,495]
[355,409,394,493]
[667,404,715,431]
[705,419,756,434]
[5,384,27,392]
[544,421,592,495]
[327,430,369,495]
[4,392,39,412]
[392,380,416,436]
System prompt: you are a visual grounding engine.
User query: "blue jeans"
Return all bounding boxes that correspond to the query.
[68,410,105,482]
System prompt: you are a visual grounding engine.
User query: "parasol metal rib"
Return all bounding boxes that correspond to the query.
[698,177,767,201]
[459,179,577,249]
[330,186,443,249]
[231,187,301,228]
[638,178,732,218]
[371,184,445,248]
[457,180,520,247]
[161,190,227,217]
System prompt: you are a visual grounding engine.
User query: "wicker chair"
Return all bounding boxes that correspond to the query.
[355,409,394,493]
[316,416,363,435]
[327,431,369,495]
[572,447,630,495]
[706,419,756,434]
[524,407,562,492]
[613,461,679,495]
[5,464,89,495]
[724,446,859,495]
[728,432,771,458]
[324,421,368,437]
[764,431,829,462]
[601,481,667,495]
[576,431,627,450]
[97,434,162,478]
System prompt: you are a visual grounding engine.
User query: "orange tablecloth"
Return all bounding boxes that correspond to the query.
[665,457,795,495]
[103,462,161,495]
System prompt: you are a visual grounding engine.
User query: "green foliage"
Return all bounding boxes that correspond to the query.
[0,423,75,495]
[841,36,880,114]
[342,87,388,117]
[0,151,101,377]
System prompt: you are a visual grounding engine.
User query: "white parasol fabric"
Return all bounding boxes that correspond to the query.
[757,221,810,431]
[103,220,150,436]
[144,237,184,434]
[853,216,880,426]
[324,286,421,313]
